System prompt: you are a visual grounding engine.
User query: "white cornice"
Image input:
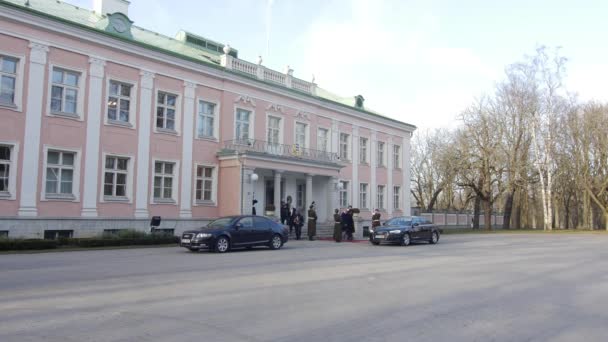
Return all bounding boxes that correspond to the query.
[0,5,416,136]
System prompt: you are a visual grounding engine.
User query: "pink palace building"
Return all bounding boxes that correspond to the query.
[0,0,416,239]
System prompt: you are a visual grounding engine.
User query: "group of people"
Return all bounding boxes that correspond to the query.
[333,208,382,242]
[280,200,318,241]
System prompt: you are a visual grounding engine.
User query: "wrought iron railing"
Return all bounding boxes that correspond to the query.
[222,139,341,164]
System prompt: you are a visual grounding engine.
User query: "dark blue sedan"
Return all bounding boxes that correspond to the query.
[371,216,441,246]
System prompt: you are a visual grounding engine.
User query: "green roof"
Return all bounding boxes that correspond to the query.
[0,0,415,130]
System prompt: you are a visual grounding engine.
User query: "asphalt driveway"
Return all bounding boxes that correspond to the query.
[1,234,607,341]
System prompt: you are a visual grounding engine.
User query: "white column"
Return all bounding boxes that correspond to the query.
[305,174,313,209]
[242,167,256,215]
[351,125,359,208]
[387,138,394,217]
[331,119,339,155]
[81,57,106,217]
[273,170,282,217]
[403,134,412,215]
[134,70,155,218]
[370,129,377,211]
[179,81,197,218]
[18,42,49,217]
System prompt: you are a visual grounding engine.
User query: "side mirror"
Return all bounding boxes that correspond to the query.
[413,222,419,227]
[234,223,243,230]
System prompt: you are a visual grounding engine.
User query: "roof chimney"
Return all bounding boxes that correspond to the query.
[94,0,130,16]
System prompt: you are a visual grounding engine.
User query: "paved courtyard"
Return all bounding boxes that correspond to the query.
[1,234,608,342]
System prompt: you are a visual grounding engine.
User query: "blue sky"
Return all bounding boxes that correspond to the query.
[69,0,608,129]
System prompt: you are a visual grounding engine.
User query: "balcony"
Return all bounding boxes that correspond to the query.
[219,139,341,165]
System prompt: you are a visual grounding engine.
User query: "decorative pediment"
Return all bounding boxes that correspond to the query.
[266,103,285,113]
[294,111,312,121]
[235,95,256,107]
[96,13,134,39]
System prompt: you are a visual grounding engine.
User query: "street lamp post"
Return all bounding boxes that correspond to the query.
[251,173,259,215]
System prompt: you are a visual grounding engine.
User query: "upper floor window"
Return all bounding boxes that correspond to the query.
[197,100,216,138]
[156,92,177,132]
[317,128,328,152]
[393,145,401,168]
[104,156,129,199]
[0,145,11,196]
[0,56,18,106]
[377,142,385,167]
[154,161,175,201]
[295,122,307,148]
[108,81,133,124]
[45,150,75,198]
[359,137,368,164]
[377,185,385,210]
[359,183,368,209]
[196,165,216,203]
[339,180,349,207]
[267,116,281,145]
[51,68,80,115]
[339,133,349,160]
[235,108,251,141]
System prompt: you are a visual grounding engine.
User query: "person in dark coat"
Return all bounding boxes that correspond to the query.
[252,199,258,216]
[307,202,317,241]
[280,201,289,224]
[345,207,355,240]
[371,209,381,241]
[333,209,342,242]
[288,207,297,234]
[293,209,304,240]
[340,209,350,241]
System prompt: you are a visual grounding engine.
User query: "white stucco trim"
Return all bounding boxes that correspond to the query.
[0,141,19,200]
[46,62,87,121]
[179,81,196,218]
[0,49,25,112]
[150,158,180,205]
[40,144,82,202]
[134,70,154,218]
[195,96,221,141]
[103,75,138,129]
[98,152,135,204]
[192,162,218,207]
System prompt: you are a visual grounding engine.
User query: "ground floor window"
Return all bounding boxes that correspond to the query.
[44,230,73,240]
[45,150,76,199]
[196,166,215,202]
[393,186,401,210]
[154,161,175,201]
[359,183,368,209]
[0,145,11,195]
[377,185,385,210]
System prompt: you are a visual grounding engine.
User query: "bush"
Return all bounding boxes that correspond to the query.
[0,239,58,251]
[0,232,178,251]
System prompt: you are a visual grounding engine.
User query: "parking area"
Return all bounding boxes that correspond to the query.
[1,234,608,341]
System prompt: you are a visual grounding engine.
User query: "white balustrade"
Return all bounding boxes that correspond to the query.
[231,58,258,77]
[263,69,286,85]
[292,78,312,93]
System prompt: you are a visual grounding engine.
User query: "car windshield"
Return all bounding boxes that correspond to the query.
[386,218,412,226]
[207,217,235,228]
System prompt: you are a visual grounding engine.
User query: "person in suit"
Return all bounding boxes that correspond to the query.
[307,202,317,241]
[371,208,381,241]
[345,206,355,240]
[280,201,289,224]
[252,199,258,216]
[293,209,304,240]
[333,209,342,242]
[340,208,350,241]
[288,207,297,234]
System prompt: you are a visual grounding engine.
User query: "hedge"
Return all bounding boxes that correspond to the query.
[0,235,179,251]
[0,239,59,251]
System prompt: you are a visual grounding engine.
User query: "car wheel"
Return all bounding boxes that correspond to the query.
[269,234,283,250]
[400,233,411,246]
[430,231,439,244]
[214,236,230,253]
[371,241,380,245]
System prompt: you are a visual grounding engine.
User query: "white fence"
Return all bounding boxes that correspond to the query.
[421,213,505,228]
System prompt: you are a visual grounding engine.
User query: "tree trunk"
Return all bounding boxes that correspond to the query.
[483,199,492,230]
[473,195,481,229]
[503,189,515,229]
[427,188,443,212]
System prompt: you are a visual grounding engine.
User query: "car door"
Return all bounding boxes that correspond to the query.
[253,217,273,244]
[233,217,255,246]
[419,218,433,240]
[409,217,422,240]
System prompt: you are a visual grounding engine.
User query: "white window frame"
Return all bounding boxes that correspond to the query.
[359,183,368,210]
[377,185,385,210]
[151,158,180,205]
[393,186,401,210]
[359,137,368,164]
[377,141,386,167]
[193,163,218,206]
[0,141,19,200]
[105,78,137,128]
[294,121,309,149]
[339,133,350,161]
[154,89,181,135]
[100,152,134,203]
[339,180,349,208]
[317,127,329,152]
[266,113,283,145]
[234,107,255,142]
[41,145,81,202]
[0,52,25,111]
[47,64,86,120]
[393,145,401,169]
[196,98,220,140]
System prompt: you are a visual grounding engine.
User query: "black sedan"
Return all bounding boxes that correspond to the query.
[371,216,441,246]
[180,216,288,253]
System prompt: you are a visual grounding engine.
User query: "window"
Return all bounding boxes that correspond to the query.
[45,150,75,198]
[0,56,17,105]
[195,165,215,202]
[154,161,175,201]
[317,128,328,152]
[108,81,132,124]
[51,68,80,115]
[198,100,216,138]
[339,133,349,160]
[295,122,307,148]
[235,108,251,141]
[156,92,177,131]
[393,186,401,210]
[377,185,385,210]
[394,145,401,168]
[238,217,254,229]
[103,156,129,198]
[297,183,305,208]
[267,116,281,144]
[339,181,349,207]
[377,142,385,167]
[359,137,368,163]
[359,183,368,209]
[0,145,11,196]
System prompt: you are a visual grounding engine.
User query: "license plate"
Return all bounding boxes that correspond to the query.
[375,234,385,239]
[181,239,191,244]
